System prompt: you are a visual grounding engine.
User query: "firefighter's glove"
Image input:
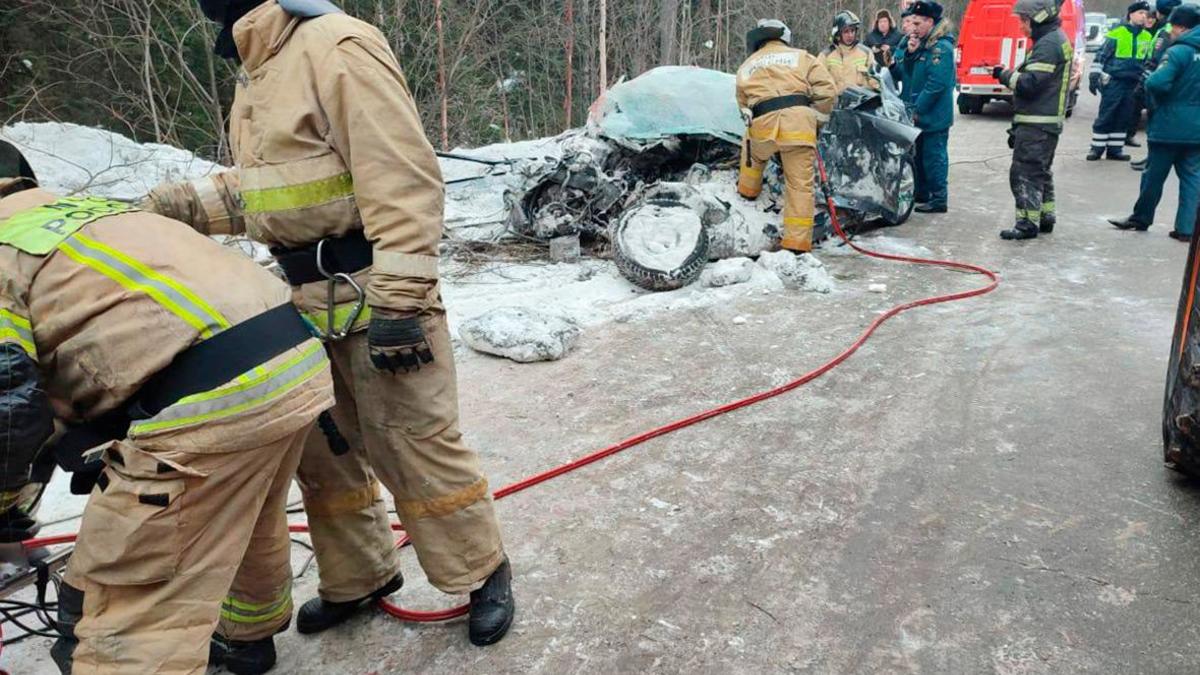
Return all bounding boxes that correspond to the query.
[368,316,434,374]
[1006,127,1016,150]
[1088,72,1102,95]
[991,65,1005,81]
[0,499,39,544]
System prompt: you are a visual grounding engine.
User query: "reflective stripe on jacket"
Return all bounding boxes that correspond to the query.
[819,43,879,94]
[735,40,837,147]
[1004,24,1073,131]
[0,188,330,430]
[1092,23,1154,81]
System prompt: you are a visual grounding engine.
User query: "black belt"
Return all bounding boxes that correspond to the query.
[271,230,373,286]
[751,94,813,118]
[55,303,319,485]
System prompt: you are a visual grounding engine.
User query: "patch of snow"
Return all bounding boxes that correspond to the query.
[731,316,748,325]
[615,204,703,271]
[1,122,224,201]
[458,307,582,363]
[820,234,932,259]
[756,250,835,294]
[869,283,888,293]
[701,257,754,287]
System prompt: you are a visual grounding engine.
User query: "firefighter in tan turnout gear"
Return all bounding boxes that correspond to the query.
[144,0,514,662]
[820,11,882,94]
[0,141,335,675]
[736,19,837,253]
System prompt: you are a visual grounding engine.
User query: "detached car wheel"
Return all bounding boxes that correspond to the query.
[611,197,710,292]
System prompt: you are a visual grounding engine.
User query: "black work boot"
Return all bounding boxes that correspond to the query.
[1109,216,1150,231]
[1170,230,1193,242]
[296,573,403,635]
[1087,147,1104,161]
[209,635,277,675]
[1107,149,1132,161]
[468,558,515,646]
[1000,224,1038,241]
[1039,217,1056,234]
[51,582,84,674]
[914,203,947,214]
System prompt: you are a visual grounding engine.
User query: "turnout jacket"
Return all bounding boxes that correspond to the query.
[1000,21,1074,132]
[0,186,331,440]
[145,0,445,333]
[1092,22,1153,82]
[735,40,837,147]
[819,43,880,93]
[1145,27,1200,144]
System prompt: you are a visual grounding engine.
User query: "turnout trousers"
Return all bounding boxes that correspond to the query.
[55,352,333,674]
[738,136,817,252]
[1093,78,1138,156]
[1010,124,1060,231]
[1133,142,1200,236]
[294,310,505,602]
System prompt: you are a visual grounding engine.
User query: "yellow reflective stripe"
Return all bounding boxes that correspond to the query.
[223,581,292,613]
[740,166,763,178]
[1041,201,1056,212]
[130,341,326,434]
[1014,114,1063,124]
[241,173,354,214]
[220,595,292,624]
[57,234,231,339]
[783,216,815,226]
[302,303,372,336]
[1025,62,1057,73]
[0,310,36,358]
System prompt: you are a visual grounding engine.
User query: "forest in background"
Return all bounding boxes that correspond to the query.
[1,0,1136,160]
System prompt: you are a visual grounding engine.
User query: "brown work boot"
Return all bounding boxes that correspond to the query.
[296,573,403,635]
[468,558,515,646]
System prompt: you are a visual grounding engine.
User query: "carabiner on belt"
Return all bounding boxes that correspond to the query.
[315,238,367,341]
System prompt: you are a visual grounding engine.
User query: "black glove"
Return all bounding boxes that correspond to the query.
[991,65,1005,81]
[1007,127,1016,150]
[0,344,53,494]
[368,316,434,374]
[0,503,39,544]
[1089,72,1102,95]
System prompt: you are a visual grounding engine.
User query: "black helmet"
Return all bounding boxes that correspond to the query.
[831,11,863,44]
[746,19,793,53]
[197,0,269,60]
[0,140,37,193]
[1013,0,1060,24]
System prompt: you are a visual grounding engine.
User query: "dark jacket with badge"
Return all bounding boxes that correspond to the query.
[890,19,957,132]
[1000,20,1073,132]
[1145,27,1200,144]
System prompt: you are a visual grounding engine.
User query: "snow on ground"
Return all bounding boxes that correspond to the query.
[1,122,224,201]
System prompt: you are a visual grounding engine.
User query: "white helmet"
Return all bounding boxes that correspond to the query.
[747,19,793,53]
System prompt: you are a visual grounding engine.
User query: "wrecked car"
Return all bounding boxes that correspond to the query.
[504,65,919,291]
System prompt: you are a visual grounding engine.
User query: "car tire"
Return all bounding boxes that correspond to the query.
[611,198,710,292]
[884,154,917,227]
[957,94,976,115]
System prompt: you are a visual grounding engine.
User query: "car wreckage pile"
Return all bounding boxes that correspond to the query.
[500,66,920,292]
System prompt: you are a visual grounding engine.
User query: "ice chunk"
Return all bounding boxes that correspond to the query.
[757,250,835,294]
[459,307,582,363]
[701,257,755,287]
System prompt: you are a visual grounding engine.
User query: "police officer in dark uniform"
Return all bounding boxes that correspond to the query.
[992,0,1074,240]
[1089,2,1154,161]
[1132,0,1183,170]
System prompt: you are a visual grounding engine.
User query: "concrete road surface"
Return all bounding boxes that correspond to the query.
[11,87,1200,674]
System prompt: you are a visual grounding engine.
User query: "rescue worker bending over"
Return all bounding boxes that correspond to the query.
[735,19,836,253]
[1089,1,1153,161]
[0,141,335,675]
[144,0,514,662]
[992,0,1074,241]
[820,11,881,94]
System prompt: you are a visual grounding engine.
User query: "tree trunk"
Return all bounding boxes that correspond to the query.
[659,0,679,65]
[435,0,449,150]
[564,0,574,128]
[599,0,608,94]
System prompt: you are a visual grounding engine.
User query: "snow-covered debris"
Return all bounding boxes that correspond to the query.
[701,257,755,287]
[459,307,582,363]
[757,250,835,294]
[1,122,224,200]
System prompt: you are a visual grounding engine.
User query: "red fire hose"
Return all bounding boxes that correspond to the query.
[14,153,999,632]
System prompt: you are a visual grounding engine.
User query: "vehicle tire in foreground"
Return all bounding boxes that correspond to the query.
[611,196,710,292]
[884,154,917,227]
